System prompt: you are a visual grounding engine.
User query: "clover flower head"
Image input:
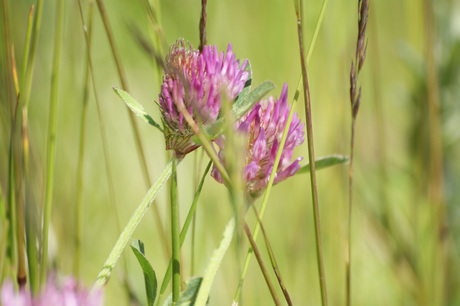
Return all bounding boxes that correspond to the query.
[211,83,305,198]
[1,277,103,306]
[159,39,249,158]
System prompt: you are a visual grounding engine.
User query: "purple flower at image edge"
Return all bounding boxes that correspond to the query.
[1,277,103,306]
[211,83,305,198]
[159,39,249,158]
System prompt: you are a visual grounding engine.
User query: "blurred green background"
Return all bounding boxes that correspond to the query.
[1,0,460,305]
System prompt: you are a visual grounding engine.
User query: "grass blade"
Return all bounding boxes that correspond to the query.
[194,218,235,306]
[41,0,65,286]
[297,155,349,175]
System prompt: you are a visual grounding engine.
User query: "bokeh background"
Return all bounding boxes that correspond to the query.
[1,0,460,305]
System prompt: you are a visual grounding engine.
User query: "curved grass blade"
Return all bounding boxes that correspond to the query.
[194,218,235,306]
[113,87,163,132]
[131,240,158,306]
[297,155,349,175]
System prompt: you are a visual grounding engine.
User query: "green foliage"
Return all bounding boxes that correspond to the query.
[163,278,203,306]
[113,87,163,132]
[297,155,349,175]
[232,80,275,120]
[130,240,158,306]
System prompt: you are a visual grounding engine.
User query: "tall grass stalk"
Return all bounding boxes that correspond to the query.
[74,0,94,278]
[156,161,212,305]
[243,223,281,306]
[294,0,328,304]
[95,0,170,261]
[170,154,180,303]
[41,0,65,286]
[21,0,44,110]
[233,1,328,302]
[347,1,368,304]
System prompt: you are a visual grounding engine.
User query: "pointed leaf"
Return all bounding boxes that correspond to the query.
[297,155,349,175]
[233,81,275,119]
[113,87,163,132]
[234,60,252,106]
[130,240,158,306]
[162,278,203,306]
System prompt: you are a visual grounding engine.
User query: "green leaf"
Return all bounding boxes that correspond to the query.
[297,155,349,175]
[163,277,203,306]
[194,218,235,306]
[113,87,163,132]
[130,240,158,306]
[234,60,252,106]
[232,80,276,119]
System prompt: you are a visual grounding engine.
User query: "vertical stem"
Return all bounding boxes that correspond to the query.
[41,0,65,286]
[198,0,207,52]
[170,154,180,304]
[346,118,356,306]
[74,0,94,278]
[294,1,328,305]
[243,223,281,306]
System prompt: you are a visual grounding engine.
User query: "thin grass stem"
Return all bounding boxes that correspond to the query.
[21,0,44,110]
[41,0,65,286]
[156,161,212,305]
[74,0,94,278]
[294,0,328,304]
[170,153,180,304]
[243,223,281,306]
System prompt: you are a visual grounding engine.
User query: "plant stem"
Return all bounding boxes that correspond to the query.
[346,117,356,306]
[157,161,212,304]
[21,0,44,110]
[41,0,65,286]
[198,0,207,52]
[94,158,174,288]
[294,0,328,305]
[171,154,180,304]
[74,0,94,278]
[243,223,281,306]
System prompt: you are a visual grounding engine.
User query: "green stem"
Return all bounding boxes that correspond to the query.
[21,0,44,110]
[94,158,174,288]
[171,154,180,304]
[294,0,328,305]
[157,161,212,305]
[20,5,34,92]
[74,0,94,278]
[41,0,65,286]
